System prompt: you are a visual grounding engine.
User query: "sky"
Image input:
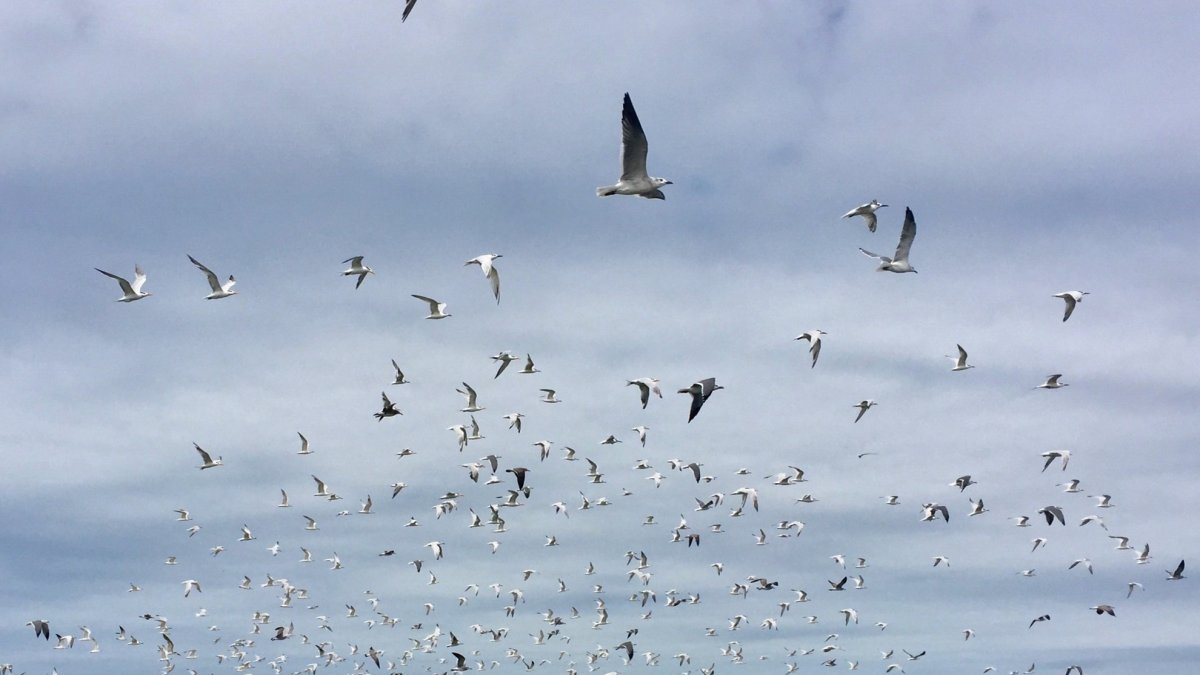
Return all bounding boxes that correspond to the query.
[2,1,1199,674]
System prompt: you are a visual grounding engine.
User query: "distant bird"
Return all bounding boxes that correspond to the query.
[1041,450,1071,472]
[374,392,402,421]
[1090,604,1115,616]
[1029,614,1051,628]
[852,400,876,423]
[952,475,976,492]
[828,577,848,591]
[627,378,663,408]
[412,294,451,319]
[503,412,524,433]
[1039,505,1066,526]
[466,254,502,303]
[1069,558,1094,574]
[597,93,672,199]
[187,255,237,299]
[947,344,974,371]
[1053,291,1089,322]
[842,200,887,232]
[921,503,949,522]
[390,360,410,385]
[27,619,50,640]
[859,207,918,273]
[95,265,151,302]
[969,498,988,516]
[1166,559,1186,580]
[341,256,374,289]
[506,467,530,491]
[458,382,485,412]
[1036,374,1069,389]
[518,353,540,374]
[539,388,561,403]
[296,432,311,455]
[678,377,723,422]
[193,443,222,470]
[795,330,827,368]
[632,425,650,447]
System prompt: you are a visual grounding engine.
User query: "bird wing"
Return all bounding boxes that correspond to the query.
[401,0,417,22]
[412,294,438,310]
[619,93,650,182]
[858,248,891,263]
[193,443,214,465]
[381,391,394,408]
[893,208,917,262]
[96,268,135,295]
[344,256,364,266]
[487,266,500,303]
[957,344,968,362]
[131,265,148,293]
[188,255,223,293]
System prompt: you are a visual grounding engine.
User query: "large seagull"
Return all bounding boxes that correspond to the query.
[597,93,672,200]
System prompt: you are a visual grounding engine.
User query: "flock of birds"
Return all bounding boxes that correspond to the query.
[18,33,1188,675]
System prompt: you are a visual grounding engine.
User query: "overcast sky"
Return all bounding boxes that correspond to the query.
[2,2,1199,674]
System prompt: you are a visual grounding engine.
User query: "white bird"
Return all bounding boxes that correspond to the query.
[1166,559,1185,580]
[842,200,887,232]
[412,294,451,319]
[678,378,723,422]
[390,359,410,385]
[1041,450,1071,472]
[193,443,222,470]
[187,255,237,299]
[1036,374,1069,389]
[1053,291,1089,322]
[1068,558,1094,574]
[947,344,974,371]
[95,265,151,302]
[182,580,202,598]
[312,475,331,497]
[539,388,561,403]
[465,254,502,303]
[518,353,540,374]
[627,378,663,408]
[852,400,876,423]
[458,382,484,412]
[859,207,918,273]
[632,425,650,447]
[596,93,672,199]
[969,498,988,516]
[295,431,312,455]
[795,330,827,368]
[341,256,374,289]
[239,525,255,542]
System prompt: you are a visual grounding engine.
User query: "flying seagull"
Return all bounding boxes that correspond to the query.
[412,294,451,319]
[187,255,237,299]
[860,207,918,273]
[842,200,887,232]
[341,256,374,289]
[374,392,402,421]
[491,351,519,378]
[390,359,410,385]
[466,254,502,303]
[1039,505,1066,526]
[794,330,827,368]
[596,93,672,199]
[627,377,663,409]
[1166,559,1186,580]
[1041,450,1070,472]
[947,344,974,371]
[1036,374,1069,389]
[852,400,876,423]
[193,443,222,470]
[678,378,723,422]
[1053,291,1089,322]
[95,265,151,302]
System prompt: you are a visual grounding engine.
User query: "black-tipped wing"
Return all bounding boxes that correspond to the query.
[894,207,917,262]
[619,93,650,182]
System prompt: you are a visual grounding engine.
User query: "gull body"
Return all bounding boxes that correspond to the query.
[795,330,827,368]
[853,400,876,423]
[678,377,723,422]
[194,443,222,470]
[341,256,374,289]
[95,265,151,302]
[1037,374,1069,389]
[412,294,451,319]
[627,378,663,408]
[187,255,237,299]
[597,93,671,199]
[466,254,502,304]
[948,344,974,371]
[842,200,887,232]
[1054,291,1089,322]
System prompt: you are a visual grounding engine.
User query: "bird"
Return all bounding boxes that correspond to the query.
[1054,291,1089,322]
[341,256,374,289]
[465,254,502,303]
[187,255,237,299]
[1029,614,1051,628]
[506,467,530,491]
[1039,505,1066,525]
[632,425,650,446]
[503,412,524,433]
[828,577,848,591]
[1090,604,1115,616]
[969,498,988,516]
[1037,374,1069,389]
[458,382,485,412]
[678,377,723,422]
[952,475,977,492]
[795,330,827,368]
[518,353,540,374]
[193,443,222,470]
[1166,560,1186,580]
[1069,559,1094,574]
[859,207,918,273]
[539,388,561,403]
[412,294,451,319]
[1041,450,1071,472]
[852,400,876,423]
[627,378,663,408]
[374,392,402,421]
[947,344,974,371]
[842,200,887,232]
[95,265,151,302]
[27,619,50,640]
[390,359,410,385]
[182,579,202,597]
[596,93,671,199]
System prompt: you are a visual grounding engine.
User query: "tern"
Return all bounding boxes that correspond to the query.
[182,580,202,597]
[627,377,663,408]
[466,254,502,304]
[1041,450,1070,472]
[852,400,876,423]
[374,392,402,421]
[518,353,539,374]
[412,294,451,319]
[947,344,974,371]
[1090,604,1115,616]
[193,443,222,470]
[1166,560,1185,580]
[539,388,561,403]
[842,200,887,232]
[795,330,827,368]
[1054,291,1089,322]
[390,359,410,385]
[860,207,918,273]
[678,377,723,422]
[341,256,374,289]
[456,383,484,411]
[1036,374,1069,389]
[187,255,237,299]
[1039,505,1066,526]
[95,265,151,302]
[597,93,672,199]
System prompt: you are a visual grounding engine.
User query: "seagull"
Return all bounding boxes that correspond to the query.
[503,412,524,433]
[678,377,723,422]
[632,425,650,446]
[952,475,977,492]
[1089,604,1115,616]
[859,207,918,273]
[341,256,374,289]
[1127,581,1143,597]
[539,388,561,403]
[627,378,663,408]
[853,400,876,423]
[187,255,237,299]
[596,93,671,199]
[1166,559,1186,580]
[390,359,410,385]
[1069,559,1094,574]
[517,353,540,374]
[1041,450,1071,472]
[795,330,827,368]
[28,620,50,640]
[412,294,451,319]
[491,351,520,378]
[947,344,974,371]
[842,200,887,232]
[193,443,222,470]
[969,498,988,516]
[374,392,402,421]
[1053,291,1089,322]
[466,254,502,303]
[95,265,151,302]
[239,525,255,542]
[1039,505,1066,526]
[1036,374,1069,389]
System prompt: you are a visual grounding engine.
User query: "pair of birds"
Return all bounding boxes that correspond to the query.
[95,255,235,302]
[841,199,920,273]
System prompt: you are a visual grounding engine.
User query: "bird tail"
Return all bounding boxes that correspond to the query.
[596,186,618,197]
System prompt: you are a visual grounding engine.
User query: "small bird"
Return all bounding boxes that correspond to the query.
[390,359,410,385]
[374,392,402,421]
[1041,450,1071,472]
[95,265,151,302]
[952,475,976,492]
[678,378,723,422]
[506,467,530,491]
[458,382,484,412]
[1069,559,1094,574]
[193,443,222,470]
[341,256,374,289]
[842,200,887,232]
[466,254,502,303]
[947,344,974,371]
[182,580,202,597]
[412,294,451,319]
[852,400,876,423]
[1039,505,1066,526]
[1037,374,1069,389]
[1166,559,1186,580]
[1053,291,1089,322]
[597,93,672,200]
[518,353,540,374]
[503,412,524,433]
[1090,604,1115,616]
[539,388,561,403]
[187,255,237,299]
[859,207,918,273]
[627,378,663,408]
[795,330,827,368]
[28,620,51,640]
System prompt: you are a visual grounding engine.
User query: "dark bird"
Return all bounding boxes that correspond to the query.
[1029,614,1051,628]
[374,392,402,421]
[678,377,723,422]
